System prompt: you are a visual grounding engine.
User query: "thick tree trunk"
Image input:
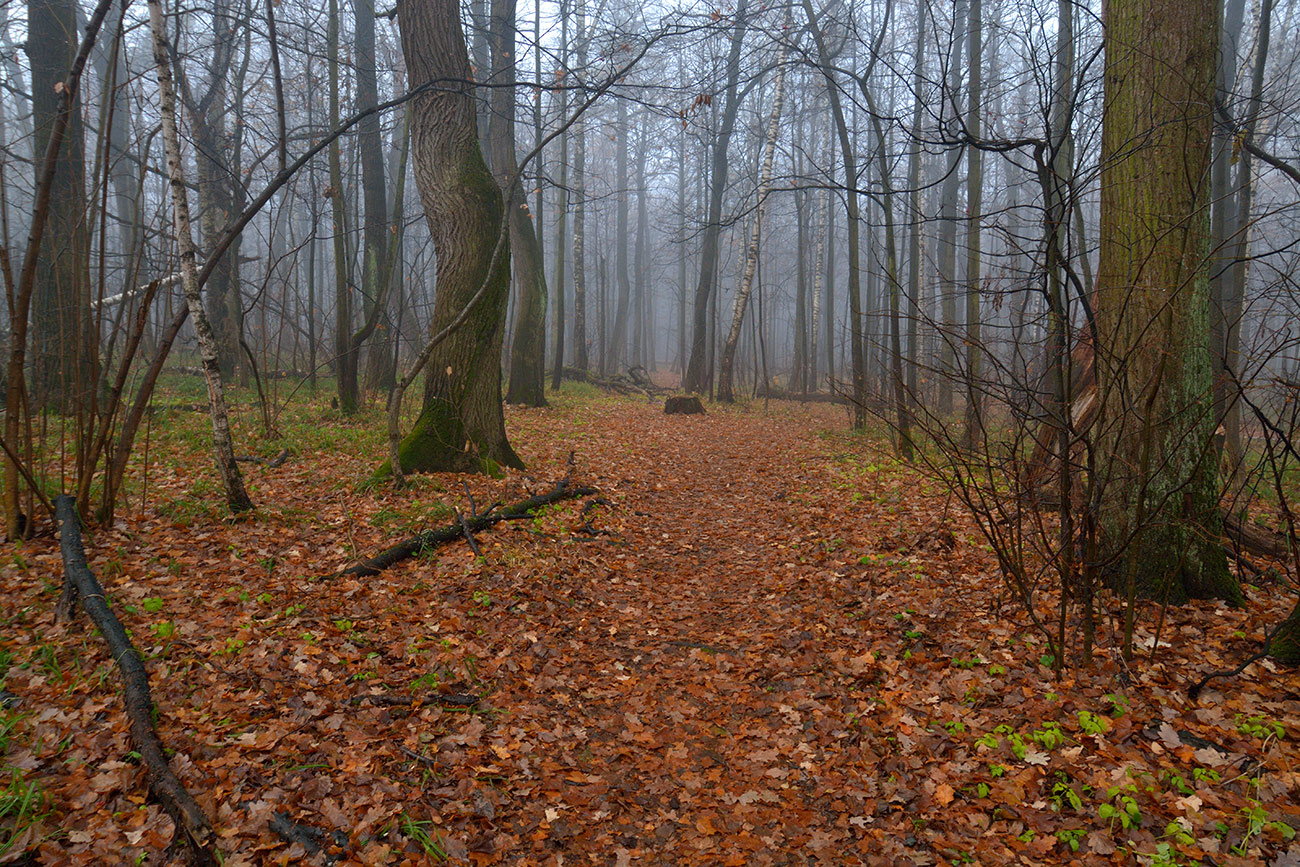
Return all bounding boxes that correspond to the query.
[395,0,522,475]
[1095,0,1237,604]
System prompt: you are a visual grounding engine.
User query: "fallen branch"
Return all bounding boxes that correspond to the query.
[562,366,664,398]
[54,495,217,865]
[335,478,599,577]
[234,448,292,468]
[1187,604,1296,701]
[1222,509,1291,560]
[753,384,850,404]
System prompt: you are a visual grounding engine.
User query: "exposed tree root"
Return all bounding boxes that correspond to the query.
[54,495,218,865]
[336,478,599,578]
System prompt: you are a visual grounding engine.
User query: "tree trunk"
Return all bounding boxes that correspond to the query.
[683,0,750,394]
[1095,0,1237,605]
[717,33,790,403]
[1222,0,1273,476]
[632,116,650,370]
[147,0,253,513]
[493,0,548,407]
[571,2,589,373]
[803,0,865,426]
[327,0,352,406]
[189,0,241,381]
[394,0,523,475]
[1269,597,1300,665]
[608,98,633,373]
[27,0,89,410]
[1209,0,1246,452]
[549,0,570,391]
[936,0,968,417]
[962,0,984,444]
[904,0,926,417]
[348,0,389,407]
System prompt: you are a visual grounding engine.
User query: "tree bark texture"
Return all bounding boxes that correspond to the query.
[27,0,89,409]
[344,0,389,411]
[397,0,523,474]
[1095,0,1237,604]
[148,0,254,513]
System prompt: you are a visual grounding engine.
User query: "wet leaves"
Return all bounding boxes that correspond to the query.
[0,393,1297,864]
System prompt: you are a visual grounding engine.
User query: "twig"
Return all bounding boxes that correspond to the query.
[456,508,483,557]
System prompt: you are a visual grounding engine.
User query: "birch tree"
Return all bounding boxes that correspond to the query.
[146,0,253,513]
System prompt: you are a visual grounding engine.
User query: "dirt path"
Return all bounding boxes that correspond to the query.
[447,400,948,864]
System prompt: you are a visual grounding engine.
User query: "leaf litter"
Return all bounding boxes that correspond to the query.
[0,391,1297,865]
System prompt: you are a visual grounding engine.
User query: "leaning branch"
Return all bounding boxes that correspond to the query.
[55,496,217,864]
[336,479,598,578]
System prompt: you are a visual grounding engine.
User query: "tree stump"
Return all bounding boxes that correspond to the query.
[664,395,705,415]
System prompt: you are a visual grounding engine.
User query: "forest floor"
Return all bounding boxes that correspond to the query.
[1,384,1299,866]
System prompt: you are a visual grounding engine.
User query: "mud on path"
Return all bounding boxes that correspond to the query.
[3,394,1297,865]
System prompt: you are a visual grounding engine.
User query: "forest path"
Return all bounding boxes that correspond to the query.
[12,393,1293,866]
[468,397,968,864]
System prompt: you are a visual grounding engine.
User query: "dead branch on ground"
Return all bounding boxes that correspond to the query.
[55,495,218,865]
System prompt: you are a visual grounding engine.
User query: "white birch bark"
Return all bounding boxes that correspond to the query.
[146,0,253,512]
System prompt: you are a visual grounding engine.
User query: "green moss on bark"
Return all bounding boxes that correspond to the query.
[1269,599,1300,666]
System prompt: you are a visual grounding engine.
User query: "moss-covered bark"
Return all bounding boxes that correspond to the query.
[1269,598,1300,666]
[1095,0,1238,605]
[393,0,523,475]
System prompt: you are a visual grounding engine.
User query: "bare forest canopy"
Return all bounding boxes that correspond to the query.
[1,0,1300,861]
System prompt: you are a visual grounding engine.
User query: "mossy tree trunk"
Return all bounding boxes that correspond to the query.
[394,0,522,475]
[1095,0,1239,605]
[1270,597,1300,665]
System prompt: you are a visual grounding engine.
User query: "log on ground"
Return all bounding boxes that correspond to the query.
[55,495,217,865]
[337,478,599,578]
